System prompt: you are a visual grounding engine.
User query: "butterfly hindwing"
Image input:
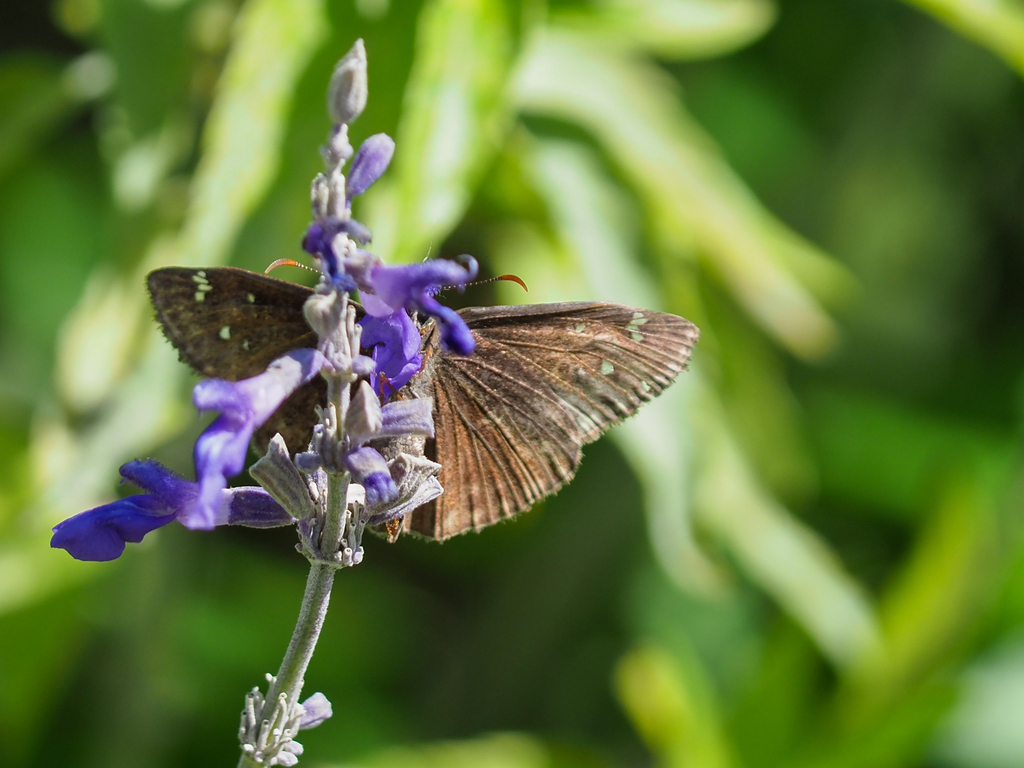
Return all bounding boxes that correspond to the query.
[404,302,698,540]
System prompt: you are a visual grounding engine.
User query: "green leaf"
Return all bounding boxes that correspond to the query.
[933,637,1024,768]
[334,733,552,768]
[615,644,737,768]
[692,383,882,670]
[371,0,514,263]
[98,0,193,136]
[491,136,726,595]
[551,0,776,60]
[0,55,75,181]
[807,388,1018,522]
[901,0,1024,80]
[513,31,853,359]
[843,472,1001,722]
[178,0,328,267]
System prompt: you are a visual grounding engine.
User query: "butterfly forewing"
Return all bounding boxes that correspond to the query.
[148,267,317,378]
[148,267,325,452]
[405,302,698,541]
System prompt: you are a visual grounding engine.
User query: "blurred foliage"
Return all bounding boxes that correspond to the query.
[1,0,1023,766]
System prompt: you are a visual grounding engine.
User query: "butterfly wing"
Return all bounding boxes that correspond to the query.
[148,270,698,536]
[147,266,325,452]
[405,303,698,541]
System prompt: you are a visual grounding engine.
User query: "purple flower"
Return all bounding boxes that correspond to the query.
[299,692,333,729]
[192,349,326,530]
[343,446,397,506]
[51,494,177,562]
[301,220,370,291]
[358,308,422,398]
[51,460,294,562]
[362,257,478,355]
[346,133,394,203]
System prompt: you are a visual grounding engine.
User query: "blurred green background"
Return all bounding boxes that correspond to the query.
[2,0,1024,766]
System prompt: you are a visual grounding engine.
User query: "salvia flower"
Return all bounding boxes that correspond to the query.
[360,257,479,355]
[346,133,394,204]
[51,460,293,561]
[358,307,422,398]
[192,349,326,530]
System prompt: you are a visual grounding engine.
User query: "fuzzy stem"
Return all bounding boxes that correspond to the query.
[269,562,335,704]
[237,560,336,768]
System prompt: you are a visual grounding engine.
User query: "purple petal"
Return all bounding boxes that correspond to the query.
[367,259,476,311]
[191,350,325,529]
[336,218,371,245]
[301,221,357,291]
[346,133,395,200]
[362,472,398,506]
[119,459,197,509]
[300,692,333,729]
[359,309,423,398]
[51,495,177,562]
[344,446,397,505]
[359,289,394,318]
[365,258,478,355]
[420,296,475,355]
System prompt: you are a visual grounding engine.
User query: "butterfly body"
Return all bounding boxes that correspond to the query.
[148,267,698,541]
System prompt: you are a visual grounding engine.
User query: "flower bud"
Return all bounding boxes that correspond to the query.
[310,173,330,218]
[345,380,383,445]
[250,434,316,521]
[327,39,368,125]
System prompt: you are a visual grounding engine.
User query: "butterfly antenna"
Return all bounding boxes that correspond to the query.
[265,258,319,275]
[460,274,529,292]
[379,373,399,400]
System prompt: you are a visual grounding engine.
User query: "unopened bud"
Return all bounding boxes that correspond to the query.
[327,39,368,125]
[311,173,330,218]
[345,380,383,445]
[250,434,316,521]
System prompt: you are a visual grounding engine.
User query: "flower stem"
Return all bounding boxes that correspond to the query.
[268,561,335,705]
[237,560,335,768]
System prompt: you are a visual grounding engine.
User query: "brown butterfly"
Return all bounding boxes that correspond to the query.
[147,266,698,541]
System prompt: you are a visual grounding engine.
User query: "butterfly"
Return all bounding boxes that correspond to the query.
[147,266,698,541]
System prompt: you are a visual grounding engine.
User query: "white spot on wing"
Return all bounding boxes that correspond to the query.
[194,292,205,302]
[219,325,231,340]
[600,361,614,375]
[630,332,643,342]
[247,293,255,303]
[574,323,586,333]
[242,339,250,351]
